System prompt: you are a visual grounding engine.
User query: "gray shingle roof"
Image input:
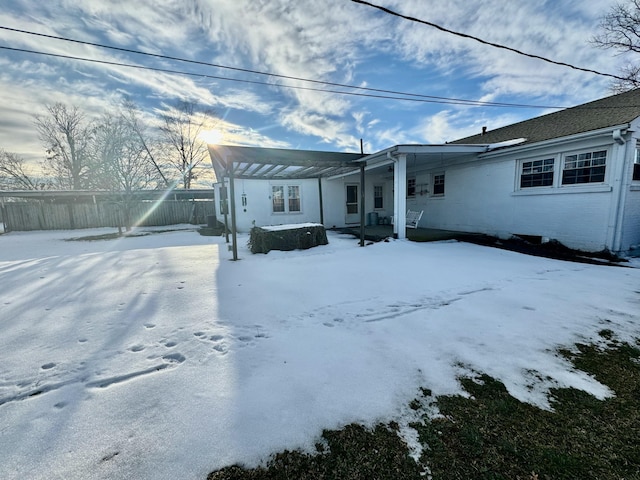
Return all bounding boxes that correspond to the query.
[451,88,640,146]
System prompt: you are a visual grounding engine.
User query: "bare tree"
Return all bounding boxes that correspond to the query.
[34,103,94,190]
[593,0,640,92]
[0,149,47,190]
[119,99,169,187]
[159,101,212,189]
[91,110,164,230]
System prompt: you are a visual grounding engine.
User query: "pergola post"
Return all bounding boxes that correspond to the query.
[318,177,324,225]
[227,157,239,261]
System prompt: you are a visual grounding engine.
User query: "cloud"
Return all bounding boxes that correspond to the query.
[412,108,527,144]
[281,107,361,151]
[384,0,617,98]
[0,0,629,169]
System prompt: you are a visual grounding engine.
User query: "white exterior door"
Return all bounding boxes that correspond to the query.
[345,183,360,224]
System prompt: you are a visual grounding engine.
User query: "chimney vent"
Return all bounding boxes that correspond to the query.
[482,126,487,135]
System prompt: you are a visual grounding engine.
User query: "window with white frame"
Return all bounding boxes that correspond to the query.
[272,184,301,213]
[407,177,416,197]
[634,149,640,181]
[520,158,554,188]
[432,173,445,195]
[373,185,384,209]
[288,185,301,212]
[562,150,606,185]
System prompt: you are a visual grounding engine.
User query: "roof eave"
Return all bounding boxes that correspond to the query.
[359,143,490,166]
[478,123,632,159]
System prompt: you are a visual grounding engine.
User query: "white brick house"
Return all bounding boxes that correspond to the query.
[209,89,640,255]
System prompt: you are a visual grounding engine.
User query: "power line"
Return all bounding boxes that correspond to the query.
[0,44,567,109]
[351,0,629,83]
[0,44,488,106]
[0,25,564,109]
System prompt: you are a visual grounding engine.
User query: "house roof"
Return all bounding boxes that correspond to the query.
[451,88,640,147]
[207,90,640,180]
[209,145,365,180]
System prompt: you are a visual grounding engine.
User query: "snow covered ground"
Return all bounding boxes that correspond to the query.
[0,226,639,480]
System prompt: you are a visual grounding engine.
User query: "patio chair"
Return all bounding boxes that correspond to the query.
[391,209,424,228]
[406,209,423,229]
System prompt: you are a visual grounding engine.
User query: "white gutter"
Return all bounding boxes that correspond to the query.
[612,128,625,145]
[479,124,632,159]
[355,144,489,171]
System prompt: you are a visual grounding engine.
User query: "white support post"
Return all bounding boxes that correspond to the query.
[393,153,407,239]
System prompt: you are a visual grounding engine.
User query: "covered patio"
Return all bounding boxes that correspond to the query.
[357,144,489,238]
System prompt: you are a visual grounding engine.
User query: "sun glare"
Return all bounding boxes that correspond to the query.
[199,128,224,145]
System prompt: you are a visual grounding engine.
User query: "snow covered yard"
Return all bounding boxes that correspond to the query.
[0,226,639,480]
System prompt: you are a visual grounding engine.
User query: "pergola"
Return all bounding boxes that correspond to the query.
[208,145,364,181]
[209,145,366,259]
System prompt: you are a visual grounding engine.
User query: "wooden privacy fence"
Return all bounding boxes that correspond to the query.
[2,200,215,232]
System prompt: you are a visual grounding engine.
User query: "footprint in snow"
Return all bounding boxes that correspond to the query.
[235,332,269,347]
[162,353,186,364]
[212,344,228,355]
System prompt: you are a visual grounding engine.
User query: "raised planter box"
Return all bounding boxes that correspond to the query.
[249,223,328,254]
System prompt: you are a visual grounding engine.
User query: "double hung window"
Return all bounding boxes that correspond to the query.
[373,185,384,209]
[272,185,301,213]
[520,158,554,188]
[432,173,445,195]
[562,150,606,185]
[407,178,416,197]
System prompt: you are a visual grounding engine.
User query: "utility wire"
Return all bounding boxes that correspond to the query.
[0,44,566,108]
[0,25,563,109]
[351,0,629,83]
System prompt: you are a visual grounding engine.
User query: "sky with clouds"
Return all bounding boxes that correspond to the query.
[0,0,633,171]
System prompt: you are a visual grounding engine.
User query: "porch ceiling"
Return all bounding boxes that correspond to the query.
[209,145,365,180]
[360,144,491,174]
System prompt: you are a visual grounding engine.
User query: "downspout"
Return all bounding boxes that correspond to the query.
[610,129,629,253]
